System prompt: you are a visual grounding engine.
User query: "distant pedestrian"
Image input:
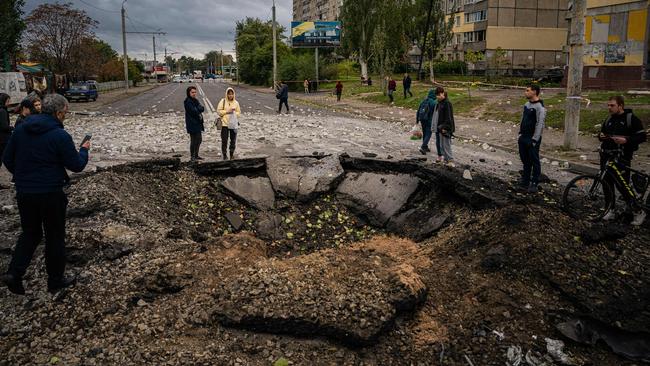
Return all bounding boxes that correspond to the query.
[184,86,205,162]
[434,87,455,166]
[387,77,396,104]
[367,76,372,86]
[1,94,90,295]
[335,81,343,102]
[217,87,241,160]
[277,81,290,114]
[14,99,37,128]
[517,84,546,193]
[0,93,13,171]
[403,73,413,98]
[416,89,437,155]
[304,79,310,94]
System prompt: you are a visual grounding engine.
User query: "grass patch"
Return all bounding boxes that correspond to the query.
[360,86,485,115]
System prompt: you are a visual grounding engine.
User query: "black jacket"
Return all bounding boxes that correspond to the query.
[599,109,647,160]
[436,99,455,135]
[403,76,411,89]
[278,84,289,100]
[184,97,205,134]
[0,106,13,144]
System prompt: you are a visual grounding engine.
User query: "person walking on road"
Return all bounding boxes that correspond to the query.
[517,84,546,193]
[277,81,290,114]
[335,81,343,102]
[184,86,205,162]
[0,93,13,171]
[387,77,397,104]
[434,87,455,166]
[599,95,647,225]
[403,73,413,98]
[1,94,90,295]
[304,79,310,94]
[217,87,241,160]
[416,89,437,155]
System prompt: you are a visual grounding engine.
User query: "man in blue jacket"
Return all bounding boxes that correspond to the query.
[1,93,90,295]
[518,84,546,193]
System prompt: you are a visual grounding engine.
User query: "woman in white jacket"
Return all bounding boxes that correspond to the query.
[217,87,241,160]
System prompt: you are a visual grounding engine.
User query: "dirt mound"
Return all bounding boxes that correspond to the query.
[212,236,429,346]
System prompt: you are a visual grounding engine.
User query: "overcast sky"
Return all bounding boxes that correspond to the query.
[23,0,293,61]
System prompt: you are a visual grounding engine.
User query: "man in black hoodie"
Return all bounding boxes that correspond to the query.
[599,95,647,225]
[1,94,90,295]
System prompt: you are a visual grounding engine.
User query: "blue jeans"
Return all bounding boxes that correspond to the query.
[420,120,432,149]
[518,136,541,185]
[434,132,443,157]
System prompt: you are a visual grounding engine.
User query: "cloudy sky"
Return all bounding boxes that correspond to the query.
[23,0,293,61]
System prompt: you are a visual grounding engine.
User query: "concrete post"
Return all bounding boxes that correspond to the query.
[563,0,586,149]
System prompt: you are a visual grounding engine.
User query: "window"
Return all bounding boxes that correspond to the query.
[465,10,486,23]
[455,16,461,27]
[463,30,485,43]
[455,34,461,45]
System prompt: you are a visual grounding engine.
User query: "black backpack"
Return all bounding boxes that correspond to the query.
[417,99,431,122]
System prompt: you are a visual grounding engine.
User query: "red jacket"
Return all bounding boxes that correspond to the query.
[388,80,396,91]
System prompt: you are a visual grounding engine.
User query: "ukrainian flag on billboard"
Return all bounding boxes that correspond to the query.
[291,21,341,48]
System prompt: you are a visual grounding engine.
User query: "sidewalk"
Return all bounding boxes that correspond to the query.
[68,82,161,114]
[290,91,650,174]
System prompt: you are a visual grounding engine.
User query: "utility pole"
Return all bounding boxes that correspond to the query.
[121,1,129,92]
[152,35,157,66]
[315,48,319,91]
[563,0,586,149]
[272,0,277,88]
[221,48,224,76]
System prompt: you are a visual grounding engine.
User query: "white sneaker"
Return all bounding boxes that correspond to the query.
[631,210,647,226]
[602,210,616,221]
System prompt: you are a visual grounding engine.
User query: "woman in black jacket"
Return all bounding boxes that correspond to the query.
[183,86,205,161]
[0,93,14,170]
[434,87,455,166]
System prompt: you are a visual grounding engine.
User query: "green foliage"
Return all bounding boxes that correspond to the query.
[0,0,26,70]
[432,61,466,75]
[236,17,289,86]
[278,52,315,85]
[370,0,411,79]
[340,0,377,75]
[273,357,289,366]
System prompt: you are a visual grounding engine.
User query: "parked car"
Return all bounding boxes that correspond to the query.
[172,76,182,83]
[205,73,217,80]
[533,68,564,83]
[64,82,98,102]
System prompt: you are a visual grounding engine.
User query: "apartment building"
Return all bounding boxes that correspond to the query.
[442,0,569,74]
[293,0,343,22]
[581,0,650,88]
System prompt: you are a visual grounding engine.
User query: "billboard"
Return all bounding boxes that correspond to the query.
[0,72,28,103]
[291,21,341,48]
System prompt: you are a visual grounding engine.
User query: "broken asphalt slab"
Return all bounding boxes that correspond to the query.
[267,155,345,202]
[221,176,276,210]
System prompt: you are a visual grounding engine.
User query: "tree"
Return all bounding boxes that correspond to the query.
[0,0,26,71]
[235,17,288,85]
[70,38,118,81]
[205,50,234,74]
[370,0,411,93]
[23,2,98,73]
[412,0,453,81]
[340,0,378,79]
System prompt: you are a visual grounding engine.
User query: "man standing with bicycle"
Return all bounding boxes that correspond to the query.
[599,95,647,225]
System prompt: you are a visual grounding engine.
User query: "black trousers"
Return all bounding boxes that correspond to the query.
[518,136,541,185]
[221,127,237,158]
[600,152,635,206]
[0,142,7,169]
[8,191,68,281]
[278,98,289,113]
[189,132,202,159]
[404,87,413,98]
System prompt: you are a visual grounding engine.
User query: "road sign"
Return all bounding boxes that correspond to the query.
[291,21,341,48]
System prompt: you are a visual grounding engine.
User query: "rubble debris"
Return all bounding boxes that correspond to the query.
[266,155,344,201]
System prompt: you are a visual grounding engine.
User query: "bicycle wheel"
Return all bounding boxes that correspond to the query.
[562,175,614,221]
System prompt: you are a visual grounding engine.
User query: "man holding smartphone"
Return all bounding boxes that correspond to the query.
[1,94,90,295]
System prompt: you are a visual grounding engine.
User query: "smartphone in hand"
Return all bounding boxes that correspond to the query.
[80,134,92,148]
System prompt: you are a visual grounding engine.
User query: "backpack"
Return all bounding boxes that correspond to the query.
[417,99,431,122]
[604,113,632,130]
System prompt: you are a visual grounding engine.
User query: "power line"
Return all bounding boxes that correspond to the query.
[77,0,120,13]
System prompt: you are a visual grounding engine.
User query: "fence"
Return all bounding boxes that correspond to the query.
[95,80,135,92]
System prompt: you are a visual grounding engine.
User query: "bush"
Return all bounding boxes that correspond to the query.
[432,61,467,75]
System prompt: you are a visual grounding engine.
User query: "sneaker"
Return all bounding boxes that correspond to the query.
[445,161,456,168]
[424,147,431,152]
[47,276,77,294]
[631,210,647,226]
[436,156,444,163]
[602,210,616,221]
[527,183,539,194]
[195,156,204,161]
[1,273,25,295]
[418,147,426,155]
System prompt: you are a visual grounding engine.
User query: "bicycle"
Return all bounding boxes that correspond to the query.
[562,145,650,221]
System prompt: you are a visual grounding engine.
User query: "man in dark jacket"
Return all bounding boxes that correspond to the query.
[599,95,647,225]
[184,86,205,161]
[277,81,290,114]
[518,84,546,193]
[0,93,13,171]
[435,87,455,165]
[402,74,413,99]
[417,89,437,155]
[1,93,90,295]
